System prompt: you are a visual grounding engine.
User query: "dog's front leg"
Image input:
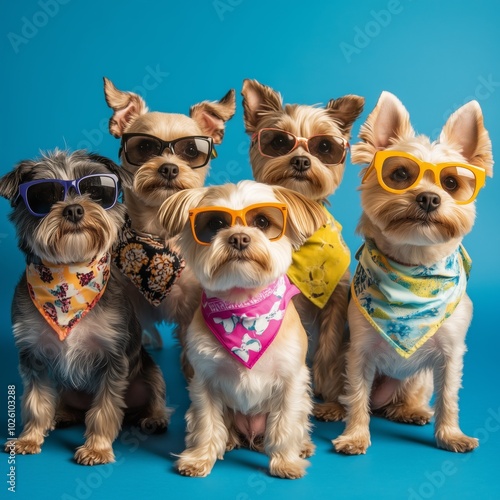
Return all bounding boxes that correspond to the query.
[176,374,228,477]
[265,365,313,479]
[6,353,57,455]
[74,360,128,465]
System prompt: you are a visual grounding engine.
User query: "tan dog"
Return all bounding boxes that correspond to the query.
[334,91,493,455]
[241,79,364,420]
[104,78,235,359]
[158,181,327,478]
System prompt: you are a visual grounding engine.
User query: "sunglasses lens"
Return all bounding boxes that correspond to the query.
[78,175,118,209]
[124,136,162,165]
[381,156,420,190]
[25,181,65,215]
[259,130,296,157]
[440,166,477,203]
[193,210,232,244]
[245,206,285,240]
[173,137,212,168]
[308,136,346,164]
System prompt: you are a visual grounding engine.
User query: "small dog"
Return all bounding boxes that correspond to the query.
[1,150,170,465]
[241,79,365,420]
[157,180,327,478]
[103,77,236,354]
[333,92,493,455]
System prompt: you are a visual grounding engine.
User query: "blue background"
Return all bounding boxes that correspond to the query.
[1,1,499,499]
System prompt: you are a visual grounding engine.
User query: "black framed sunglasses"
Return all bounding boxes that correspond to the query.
[121,133,215,168]
[16,174,120,217]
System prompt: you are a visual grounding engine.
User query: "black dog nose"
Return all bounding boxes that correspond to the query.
[159,163,179,181]
[63,204,85,223]
[228,233,251,251]
[416,192,441,212]
[290,156,311,172]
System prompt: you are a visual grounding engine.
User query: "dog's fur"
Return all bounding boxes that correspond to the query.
[1,150,170,465]
[103,78,236,355]
[157,181,327,478]
[241,79,364,420]
[333,92,493,455]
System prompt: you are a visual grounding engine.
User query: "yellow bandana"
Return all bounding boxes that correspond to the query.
[26,253,110,341]
[287,206,350,308]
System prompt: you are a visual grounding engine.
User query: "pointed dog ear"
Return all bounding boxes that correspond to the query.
[272,186,327,250]
[325,95,365,137]
[0,159,36,203]
[189,90,236,144]
[103,77,149,138]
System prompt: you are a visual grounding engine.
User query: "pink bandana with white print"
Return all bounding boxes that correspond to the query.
[201,275,299,369]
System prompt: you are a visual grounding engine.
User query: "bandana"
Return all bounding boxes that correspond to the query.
[351,239,472,358]
[201,275,300,369]
[26,252,110,341]
[287,206,350,308]
[113,215,185,306]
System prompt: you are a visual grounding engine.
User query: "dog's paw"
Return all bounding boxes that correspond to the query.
[382,405,433,426]
[139,416,168,435]
[74,445,115,465]
[6,439,41,455]
[436,432,479,453]
[333,432,371,455]
[176,457,213,477]
[300,439,316,459]
[269,456,308,479]
[313,401,346,422]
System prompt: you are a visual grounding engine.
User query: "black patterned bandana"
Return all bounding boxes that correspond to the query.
[113,216,185,306]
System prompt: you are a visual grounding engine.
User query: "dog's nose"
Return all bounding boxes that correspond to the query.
[159,163,179,180]
[290,155,311,172]
[416,192,441,212]
[63,204,85,223]
[228,233,251,251]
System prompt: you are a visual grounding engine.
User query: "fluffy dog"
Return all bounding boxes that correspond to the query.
[241,79,364,420]
[157,180,327,478]
[104,78,235,353]
[1,150,170,465]
[333,92,493,454]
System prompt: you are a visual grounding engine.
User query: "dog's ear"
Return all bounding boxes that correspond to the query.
[103,77,149,138]
[326,95,365,137]
[241,79,283,134]
[157,187,208,239]
[351,91,415,166]
[0,160,35,202]
[189,90,236,145]
[272,186,327,250]
[440,101,494,177]
[87,153,134,189]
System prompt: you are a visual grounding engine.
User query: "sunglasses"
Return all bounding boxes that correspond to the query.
[252,128,348,165]
[188,203,288,246]
[362,151,486,204]
[121,133,215,168]
[16,174,120,217]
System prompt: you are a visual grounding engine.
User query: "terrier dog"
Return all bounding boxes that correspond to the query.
[103,78,236,354]
[157,180,327,478]
[241,79,364,420]
[333,92,493,455]
[1,150,170,465]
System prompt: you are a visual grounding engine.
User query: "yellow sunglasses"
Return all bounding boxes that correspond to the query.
[188,203,288,246]
[362,150,487,204]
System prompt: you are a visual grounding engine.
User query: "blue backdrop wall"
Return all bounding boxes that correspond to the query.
[1,1,499,499]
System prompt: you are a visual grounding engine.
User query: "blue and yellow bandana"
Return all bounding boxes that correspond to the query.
[287,207,350,309]
[351,239,471,358]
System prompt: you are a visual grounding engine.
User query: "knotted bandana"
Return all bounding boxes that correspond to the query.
[113,215,185,306]
[351,239,471,358]
[201,275,300,369]
[26,252,110,341]
[287,206,350,308]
